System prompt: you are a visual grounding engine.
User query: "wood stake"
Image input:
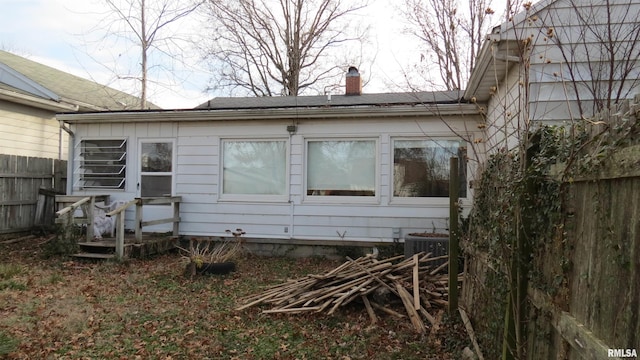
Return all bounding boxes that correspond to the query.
[361,295,378,324]
[413,254,420,311]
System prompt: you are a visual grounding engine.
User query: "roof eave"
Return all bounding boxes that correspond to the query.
[0,88,78,112]
[58,104,481,124]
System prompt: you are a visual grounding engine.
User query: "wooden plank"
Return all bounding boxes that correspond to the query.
[396,282,426,333]
[0,200,37,206]
[0,173,52,178]
[141,217,180,227]
[413,254,420,311]
[528,286,617,360]
[361,295,378,324]
[448,156,459,315]
[459,307,485,360]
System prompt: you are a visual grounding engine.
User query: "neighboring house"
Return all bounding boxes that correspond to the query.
[58,69,482,245]
[0,50,158,160]
[464,0,640,153]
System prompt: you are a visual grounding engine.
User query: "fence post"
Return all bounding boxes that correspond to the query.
[449,157,459,314]
[116,211,125,259]
[135,199,143,242]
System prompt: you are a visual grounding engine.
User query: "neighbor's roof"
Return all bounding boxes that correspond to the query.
[0,50,159,111]
[195,91,464,110]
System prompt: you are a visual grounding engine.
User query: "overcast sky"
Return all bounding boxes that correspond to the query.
[0,0,509,109]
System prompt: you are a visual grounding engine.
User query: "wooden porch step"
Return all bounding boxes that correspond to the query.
[72,252,116,260]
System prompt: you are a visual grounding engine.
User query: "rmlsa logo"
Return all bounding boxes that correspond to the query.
[608,348,638,358]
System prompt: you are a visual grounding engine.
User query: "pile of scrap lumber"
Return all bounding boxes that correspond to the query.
[236,252,463,333]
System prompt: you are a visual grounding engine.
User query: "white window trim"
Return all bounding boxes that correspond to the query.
[389,137,469,206]
[138,138,176,198]
[218,137,290,203]
[74,137,129,192]
[303,137,380,205]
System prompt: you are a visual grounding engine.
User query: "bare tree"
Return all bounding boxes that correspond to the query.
[399,0,496,91]
[88,0,203,108]
[536,0,640,117]
[202,0,368,96]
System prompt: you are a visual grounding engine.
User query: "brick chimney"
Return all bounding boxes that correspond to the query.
[345,66,362,95]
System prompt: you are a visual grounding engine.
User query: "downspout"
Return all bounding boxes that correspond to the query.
[288,129,295,240]
[59,120,75,194]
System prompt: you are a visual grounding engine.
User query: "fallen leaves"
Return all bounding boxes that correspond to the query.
[0,241,470,359]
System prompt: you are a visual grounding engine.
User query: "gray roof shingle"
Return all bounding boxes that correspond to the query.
[195,91,463,110]
[0,50,159,110]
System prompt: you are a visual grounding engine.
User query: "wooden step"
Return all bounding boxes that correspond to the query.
[72,252,116,260]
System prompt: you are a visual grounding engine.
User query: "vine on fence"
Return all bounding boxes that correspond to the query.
[465,96,640,359]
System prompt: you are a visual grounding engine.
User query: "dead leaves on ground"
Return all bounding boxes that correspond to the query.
[0,242,469,359]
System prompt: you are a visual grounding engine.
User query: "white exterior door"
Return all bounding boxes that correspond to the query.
[138,139,175,232]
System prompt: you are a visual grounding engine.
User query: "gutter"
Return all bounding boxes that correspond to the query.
[0,88,78,112]
[57,103,481,124]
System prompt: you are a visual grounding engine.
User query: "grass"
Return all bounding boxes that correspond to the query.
[0,240,471,359]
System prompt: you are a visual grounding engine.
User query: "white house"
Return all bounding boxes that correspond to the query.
[58,70,482,246]
[464,0,640,153]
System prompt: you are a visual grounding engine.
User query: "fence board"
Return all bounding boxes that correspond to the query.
[0,154,67,234]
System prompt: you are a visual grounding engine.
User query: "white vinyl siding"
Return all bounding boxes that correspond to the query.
[68,116,479,242]
[0,101,68,159]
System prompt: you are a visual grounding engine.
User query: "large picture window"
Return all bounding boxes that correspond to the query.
[393,139,467,198]
[222,140,287,196]
[307,140,376,196]
[77,139,127,189]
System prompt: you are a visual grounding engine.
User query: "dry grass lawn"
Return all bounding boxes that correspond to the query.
[0,238,471,359]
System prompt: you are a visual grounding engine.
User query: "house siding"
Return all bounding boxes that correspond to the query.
[0,100,68,159]
[518,0,640,123]
[68,115,479,243]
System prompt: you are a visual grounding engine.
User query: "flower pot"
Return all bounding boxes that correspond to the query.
[198,262,236,275]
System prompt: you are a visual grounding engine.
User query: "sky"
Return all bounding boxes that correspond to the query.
[0,0,509,109]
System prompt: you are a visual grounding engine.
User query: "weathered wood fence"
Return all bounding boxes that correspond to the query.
[0,155,66,234]
[461,98,640,359]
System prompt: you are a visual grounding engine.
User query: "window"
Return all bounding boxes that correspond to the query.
[140,141,173,197]
[77,139,127,189]
[222,140,287,196]
[307,140,376,196]
[393,139,467,198]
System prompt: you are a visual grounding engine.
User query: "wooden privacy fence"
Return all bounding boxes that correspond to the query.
[0,155,66,234]
[461,98,640,359]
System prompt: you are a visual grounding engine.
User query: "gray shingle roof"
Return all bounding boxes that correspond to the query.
[195,91,463,110]
[0,50,159,110]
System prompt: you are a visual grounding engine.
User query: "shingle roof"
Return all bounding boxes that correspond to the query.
[195,90,464,110]
[0,50,159,110]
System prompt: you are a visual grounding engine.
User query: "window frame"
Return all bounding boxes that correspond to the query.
[138,139,175,198]
[390,137,468,205]
[74,138,128,191]
[219,137,290,202]
[303,137,379,204]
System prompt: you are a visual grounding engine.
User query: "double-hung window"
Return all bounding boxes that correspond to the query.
[76,139,127,190]
[306,139,376,197]
[393,139,467,198]
[221,139,287,199]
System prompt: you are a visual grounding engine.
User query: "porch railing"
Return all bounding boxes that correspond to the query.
[55,195,111,242]
[106,196,181,259]
[55,195,181,259]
